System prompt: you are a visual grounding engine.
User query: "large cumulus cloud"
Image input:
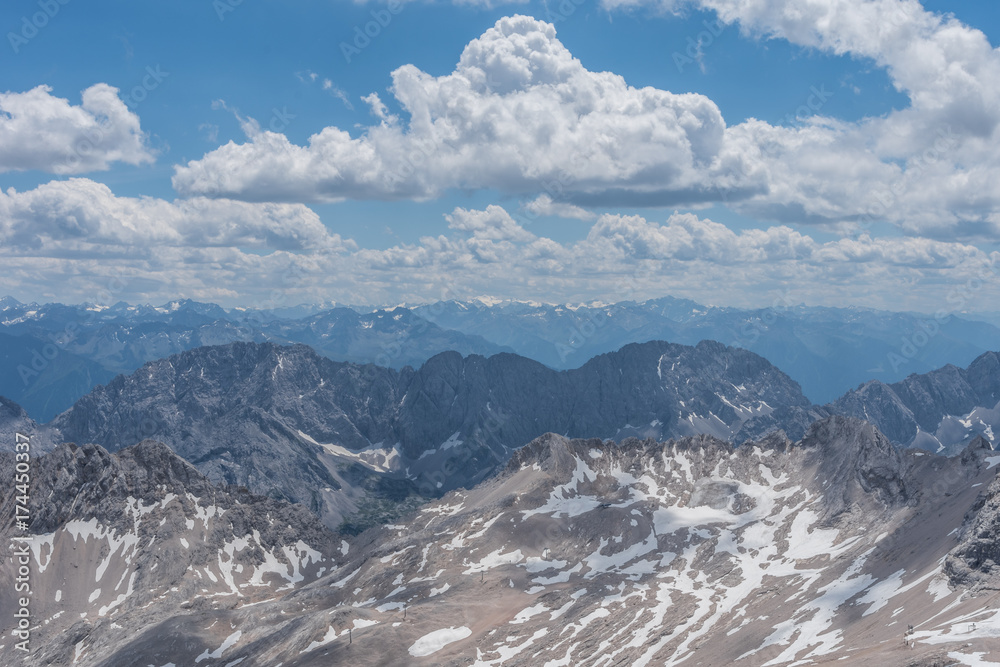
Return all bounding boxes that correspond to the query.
[173,15,758,206]
[172,9,1000,239]
[0,84,154,174]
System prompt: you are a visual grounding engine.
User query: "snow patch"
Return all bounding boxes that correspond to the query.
[408,627,472,657]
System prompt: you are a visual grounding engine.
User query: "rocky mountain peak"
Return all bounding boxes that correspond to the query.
[830,351,1000,455]
[967,350,1000,401]
[960,434,996,467]
[30,441,226,534]
[799,415,909,519]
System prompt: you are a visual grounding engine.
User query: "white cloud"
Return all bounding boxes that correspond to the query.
[4,195,998,312]
[346,206,998,311]
[0,84,154,174]
[523,194,596,221]
[173,10,1000,239]
[298,70,354,110]
[601,0,1000,237]
[173,15,754,206]
[583,211,985,269]
[0,178,350,252]
[446,205,536,241]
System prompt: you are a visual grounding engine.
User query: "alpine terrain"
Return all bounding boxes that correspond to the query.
[831,351,1000,456]
[4,417,1000,665]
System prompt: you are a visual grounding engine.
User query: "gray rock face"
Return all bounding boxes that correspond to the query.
[49,342,412,530]
[945,437,1000,590]
[0,395,38,451]
[830,351,1000,454]
[38,340,822,530]
[798,415,910,520]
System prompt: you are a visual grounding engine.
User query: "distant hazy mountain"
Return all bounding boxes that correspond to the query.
[25,339,821,531]
[0,330,118,422]
[4,294,998,418]
[253,306,511,368]
[830,351,1000,455]
[0,297,509,420]
[9,418,1000,665]
[414,296,1000,403]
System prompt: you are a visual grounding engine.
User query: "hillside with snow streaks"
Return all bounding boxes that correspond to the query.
[278,418,1000,667]
[0,441,342,666]
[12,417,1000,665]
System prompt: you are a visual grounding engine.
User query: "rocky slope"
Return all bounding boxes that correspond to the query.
[0,396,39,452]
[0,440,343,667]
[33,340,822,531]
[831,351,1000,455]
[9,417,1000,665]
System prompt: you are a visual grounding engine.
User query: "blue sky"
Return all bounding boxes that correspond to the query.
[1,0,999,312]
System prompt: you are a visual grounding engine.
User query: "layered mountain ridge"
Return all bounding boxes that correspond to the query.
[4,339,999,535]
[15,339,822,531]
[415,296,1000,403]
[4,294,999,420]
[833,351,1000,455]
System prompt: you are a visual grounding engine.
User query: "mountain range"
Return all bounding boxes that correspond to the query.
[5,337,999,537]
[833,351,1000,455]
[4,295,999,421]
[0,439,342,666]
[3,310,1000,665]
[414,296,1000,403]
[7,339,822,532]
[0,297,510,422]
